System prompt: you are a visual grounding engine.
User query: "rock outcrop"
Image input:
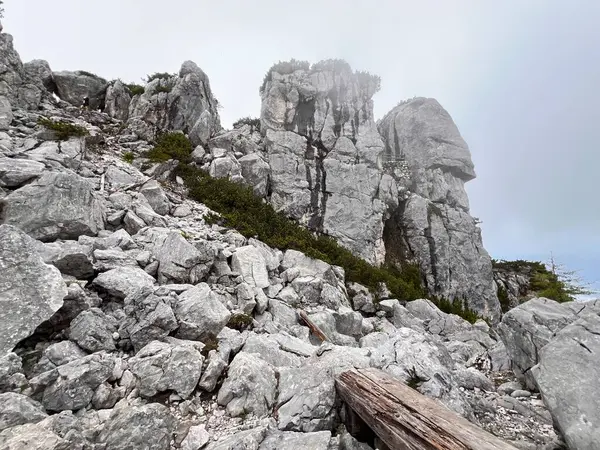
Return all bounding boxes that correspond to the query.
[0,33,567,450]
[499,298,600,449]
[377,98,499,319]
[0,225,66,358]
[52,70,108,110]
[127,61,221,145]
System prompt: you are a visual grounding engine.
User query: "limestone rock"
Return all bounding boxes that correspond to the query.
[98,401,176,450]
[276,364,336,432]
[530,312,600,449]
[198,349,228,392]
[259,430,331,450]
[231,245,270,288]
[92,266,155,300]
[181,424,210,450]
[129,339,204,399]
[35,352,115,412]
[498,297,576,389]
[217,352,276,418]
[239,153,270,197]
[0,157,44,187]
[69,308,116,352]
[2,171,105,241]
[0,225,66,357]
[53,70,108,110]
[105,80,131,121]
[140,179,171,216]
[127,61,220,146]
[0,393,47,432]
[22,59,55,92]
[175,283,231,341]
[371,327,472,419]
[378,98,499,319]
[204,425,268,450]
[0,96,12,130]
[39,240,94,279]
[153,231,215,284]
[121,286,178,352]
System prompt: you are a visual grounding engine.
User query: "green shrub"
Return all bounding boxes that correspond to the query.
[430,296,480,324]
[232,117,261,131]
[145,132,193,163]
[311,59,352,73]
[126,83,145,96]
[154,85,172,94]
[497,285,511,313]
[122,152,135,163]
[227,314,253,331]
[176,163,426,303]
[76,70,100,78]
[493,258,578,304]
[259,59,310,94]
[38,117,89,141]
[146,72,174,83]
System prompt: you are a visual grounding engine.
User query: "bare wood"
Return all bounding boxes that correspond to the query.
[297,309,330,342]
[336,368,518,450]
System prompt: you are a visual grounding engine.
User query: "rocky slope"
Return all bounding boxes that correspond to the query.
[1,27,597,450]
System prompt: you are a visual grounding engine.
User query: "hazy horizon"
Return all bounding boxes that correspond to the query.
[3,0,599,293]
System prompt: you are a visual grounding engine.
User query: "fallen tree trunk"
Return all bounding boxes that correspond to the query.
[336,368,518,450]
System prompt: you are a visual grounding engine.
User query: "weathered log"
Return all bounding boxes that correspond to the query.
[297,309,330,342]
[336,368,518,450]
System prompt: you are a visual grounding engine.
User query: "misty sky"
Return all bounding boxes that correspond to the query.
[3,0,599,291]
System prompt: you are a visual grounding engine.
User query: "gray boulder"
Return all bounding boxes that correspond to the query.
[0,96,12,130]
[129,339,204,399]
[241,333,307,368]
[498,297,576,389]
[530,312,600,449]
[0,393,47,432]
[259,430,331,450]
[0,158,44,187]
[0,353,28,393]
[98,401,176,450]
[239,153,270,197]
[153,231,215,284]
[39,240,94,279]
[34,352,114,412]
[198,349,228,392]
[105,79,132,121]
[53,70,108,110]
[22,59,55,92]
[371,327,472,419]
[140,179,171,216]
[2,171,105,241]
[205,425,268,450]
[121,286,178,352]
[181,424,210,450]
[231,245,270,288]
[0,225,66,358]
[92,266,156,300]
[31,341,87,376]
[69,308,116,352]
[276,364,337,432]
[175,283,231,341]
[127,61,220,146]
[217,352,277,417]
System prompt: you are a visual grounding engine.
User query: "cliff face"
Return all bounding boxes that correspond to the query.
[259,61,393,264]
[258,63,499,318]
[378,98,499,320]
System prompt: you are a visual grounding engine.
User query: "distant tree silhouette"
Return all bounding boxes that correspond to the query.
[0,1,5,19]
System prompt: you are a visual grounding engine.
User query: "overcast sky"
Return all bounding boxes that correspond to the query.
[3,0,599,291]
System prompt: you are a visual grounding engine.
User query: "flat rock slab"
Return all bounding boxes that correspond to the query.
[0,225,66,358]
[2,171,105,241]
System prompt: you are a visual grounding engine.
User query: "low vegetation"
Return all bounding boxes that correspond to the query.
[38,117,89,141]
[146,72,175,83]
[492,258,592,304]
[227,314,253,331]
[76,70,101,79]
[126,83,145,96]
[151,133,488,321]
[232,117,261,131]
[145,132,193,163]
[154,85,172,94]
[122,152,135,163]
[430,296,480,324]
